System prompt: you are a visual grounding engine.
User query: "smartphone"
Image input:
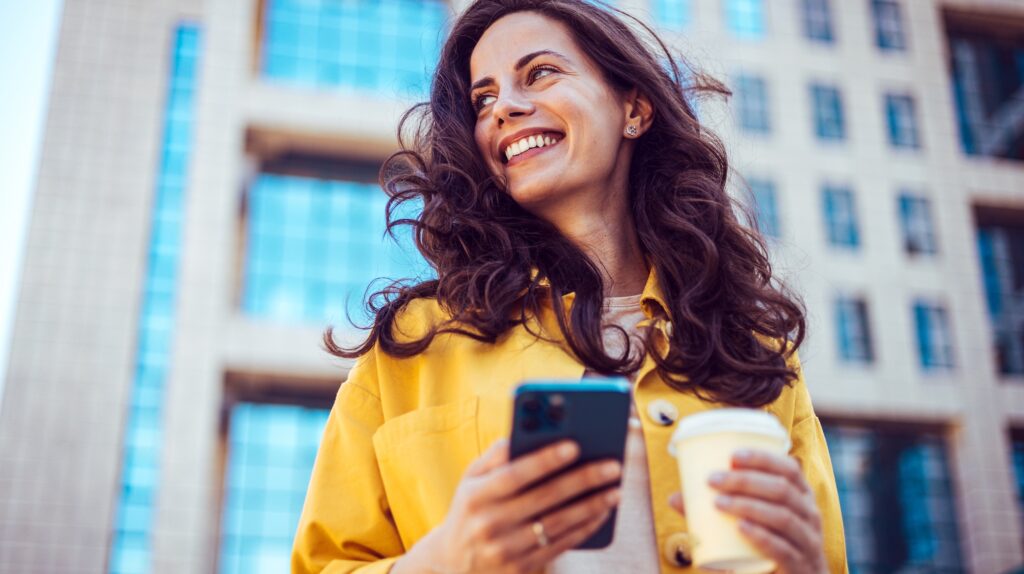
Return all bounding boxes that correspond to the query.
[508,379,631,550]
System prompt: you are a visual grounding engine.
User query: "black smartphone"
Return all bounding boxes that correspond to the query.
[508,379,631,550]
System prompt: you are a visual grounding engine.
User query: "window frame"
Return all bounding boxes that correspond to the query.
[724,0,767,39]
[835,294,875,364]
[913,299,956,370]
[872,0,908,52]
[736,72,772,134]
[885,93,922,149]
[801,0,835,43]
[811,83,846,142]
[898,192,938,256]
[822,184,860,249]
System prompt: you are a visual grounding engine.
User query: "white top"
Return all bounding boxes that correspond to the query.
[547,293,661,574]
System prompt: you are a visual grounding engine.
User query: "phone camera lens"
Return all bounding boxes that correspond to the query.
[547,404,565,424]
[523,397,542,413]
[522,416,541,431]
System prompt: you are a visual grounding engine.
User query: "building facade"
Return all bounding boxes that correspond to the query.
[0,0,1022,572]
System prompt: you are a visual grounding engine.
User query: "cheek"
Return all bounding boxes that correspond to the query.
[559,93,620,155]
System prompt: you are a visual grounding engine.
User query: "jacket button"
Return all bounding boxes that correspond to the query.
[646,399,678,426]
[663,532,694,567]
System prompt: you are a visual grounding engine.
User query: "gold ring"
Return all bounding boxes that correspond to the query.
[531,520,549,547]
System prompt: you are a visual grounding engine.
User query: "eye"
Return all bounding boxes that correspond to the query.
[528,65,557,82]
[472,93,496,111]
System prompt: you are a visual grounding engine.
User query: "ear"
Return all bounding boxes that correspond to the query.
[623,87,655,136]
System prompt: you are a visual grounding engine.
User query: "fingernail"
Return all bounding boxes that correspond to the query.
[708,471,727,486]
[734,449,753,462]
[602,461,621,478]
[606,489,621,505]
[715,494,733,508]
[559,442,579,460]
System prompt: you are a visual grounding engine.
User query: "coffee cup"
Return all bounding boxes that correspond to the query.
[669,408,791,573]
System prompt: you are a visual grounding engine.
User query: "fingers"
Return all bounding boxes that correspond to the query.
[519,506,614,572]
[709,450,825,566]
[737,519,826,574]
[509,484,614,552]
[730,449,810,494]
[709,468,816,523]
[463,485,620,571]
[668,492,685,516]
[499,459,622,524]
[477,440,580,500]
[465,439,511,477]
[715,494,821,556]
[501,486,620,557]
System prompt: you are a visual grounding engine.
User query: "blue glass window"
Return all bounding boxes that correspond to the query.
[811,83,845,141]
[735,73,770,134]
[261,0,448,95]
[949,32,1024,160]
[1012,432,1024,536]
[976,223,1024,375]
[110,24,201,574]
[724,0,765,39]
[652,0,692,29]
[823,423,963,572]
[822,185,859,248]
[835,295,873,363]
[219,402,330,574]
[749,178,780,239]
[243,173,431,325]
[898,193,937,255]
[913,301,955,370]
[872,0,906,52]
[801,0,834,43]
[886,93,921,149]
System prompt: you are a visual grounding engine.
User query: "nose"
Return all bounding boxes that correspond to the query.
[492,90,534,126]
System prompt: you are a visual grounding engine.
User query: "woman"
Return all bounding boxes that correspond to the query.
[292,0,846,572]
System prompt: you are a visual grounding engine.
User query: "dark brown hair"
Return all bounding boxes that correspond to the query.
[325,0,806,407]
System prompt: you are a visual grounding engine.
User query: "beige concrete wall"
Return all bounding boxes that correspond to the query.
[0,0,178,570]
[1,0,1022,572]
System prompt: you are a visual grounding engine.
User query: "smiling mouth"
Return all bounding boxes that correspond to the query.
[502,133,565,167]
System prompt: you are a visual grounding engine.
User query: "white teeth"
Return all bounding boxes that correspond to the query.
[504,133,561,161]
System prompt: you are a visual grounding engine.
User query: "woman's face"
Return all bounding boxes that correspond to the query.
[469,11,635,216]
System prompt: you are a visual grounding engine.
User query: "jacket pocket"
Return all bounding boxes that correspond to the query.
[372,396,481,547]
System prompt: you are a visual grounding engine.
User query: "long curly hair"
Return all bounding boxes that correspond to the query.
[325,0,806,407]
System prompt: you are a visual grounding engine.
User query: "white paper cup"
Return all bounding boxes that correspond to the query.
[669,408,792,573]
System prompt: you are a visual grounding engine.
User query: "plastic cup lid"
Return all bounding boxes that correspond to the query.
[669,408,790,456]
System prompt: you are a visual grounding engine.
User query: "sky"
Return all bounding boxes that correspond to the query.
[0,0,64,411]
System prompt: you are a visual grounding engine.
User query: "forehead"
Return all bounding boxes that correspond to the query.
[469,11,580,79]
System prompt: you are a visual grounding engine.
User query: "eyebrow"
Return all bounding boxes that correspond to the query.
[469,50,570,93]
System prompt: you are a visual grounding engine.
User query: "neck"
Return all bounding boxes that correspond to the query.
[528,148,647,297]
[544,197,648,297]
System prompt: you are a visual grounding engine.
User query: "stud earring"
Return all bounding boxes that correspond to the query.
[625,124,638,137]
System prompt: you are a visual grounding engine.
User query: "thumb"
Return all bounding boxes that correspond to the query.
[668,492,686,516]
[465,438,509,477]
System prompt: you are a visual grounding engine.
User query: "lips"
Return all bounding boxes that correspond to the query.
[505,137,563,167]
[497,128,565,165]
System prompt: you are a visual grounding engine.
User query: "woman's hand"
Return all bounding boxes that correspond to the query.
[394,438,622,574]
[668,449,827,574]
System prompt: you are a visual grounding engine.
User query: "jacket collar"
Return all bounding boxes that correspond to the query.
[527,263,671,320]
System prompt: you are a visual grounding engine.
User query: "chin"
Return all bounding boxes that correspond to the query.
[507,182,558,214]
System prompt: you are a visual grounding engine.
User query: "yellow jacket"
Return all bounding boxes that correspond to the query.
[292,267,848,573]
